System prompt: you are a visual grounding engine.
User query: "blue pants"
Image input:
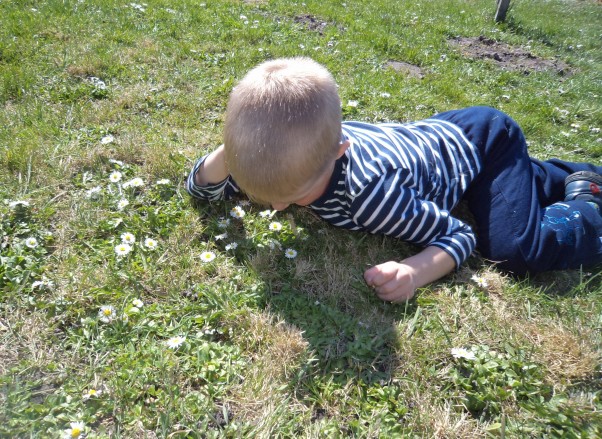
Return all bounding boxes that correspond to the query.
[434,107,602,275]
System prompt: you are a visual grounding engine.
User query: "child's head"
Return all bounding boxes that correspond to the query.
[223,57,342,204]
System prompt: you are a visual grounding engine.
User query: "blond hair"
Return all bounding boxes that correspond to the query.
[223,57,342,203]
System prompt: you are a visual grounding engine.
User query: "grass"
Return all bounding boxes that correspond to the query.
[1,0,601,437]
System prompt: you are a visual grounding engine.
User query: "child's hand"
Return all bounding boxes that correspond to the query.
[364,261,417,303]
[363,247,456,304]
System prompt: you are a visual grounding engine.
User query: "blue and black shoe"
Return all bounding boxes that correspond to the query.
[565,171,602,211]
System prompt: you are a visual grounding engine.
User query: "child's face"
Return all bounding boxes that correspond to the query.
[270,164,334,211]
[269,140,350,211]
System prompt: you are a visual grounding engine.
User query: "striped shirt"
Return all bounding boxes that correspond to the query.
[186,119,483,268]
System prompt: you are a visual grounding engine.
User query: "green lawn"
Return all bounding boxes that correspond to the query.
[1,0,601,437]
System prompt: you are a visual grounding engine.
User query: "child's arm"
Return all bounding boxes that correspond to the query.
[363,246,456,303]
[186,145,240,201]
[193,144,228,186]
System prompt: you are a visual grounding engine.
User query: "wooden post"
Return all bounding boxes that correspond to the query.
[495,0,511,23]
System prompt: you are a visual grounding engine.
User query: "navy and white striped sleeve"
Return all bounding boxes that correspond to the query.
[350,171,476,268]
[185,155,240,201]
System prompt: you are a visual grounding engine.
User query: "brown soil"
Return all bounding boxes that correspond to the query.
[384,61,425,79]
[449,35,572,75]
[293,14,333,35]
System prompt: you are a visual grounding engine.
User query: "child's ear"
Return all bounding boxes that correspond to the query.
[337,140,350,158]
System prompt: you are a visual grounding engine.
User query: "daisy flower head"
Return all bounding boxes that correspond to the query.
[88,76,106,90]
[451,347,477,361]
[284,248,298,259]
[268,239,282,250]
[156,178,171,185]
[83,388,102,401]
[215,232,228,241]
[114,243,132,257]
[200,251,216,263]
[86,186,102,199]
[259,209,275,218]
[230,206,245,219]
[132,298,144,308]
[100,134,114,144]
[9,200,30,209]
[143,237,158,250]
[225,242,238,251]
[165,335,186,349]
[32,276,54,290]
[98,305,116,323]
[64,421,85,439]
[117,199,129,210]
[347,100,359,108]
[109,171,122,183]
[121,232,136,244]
[471,274,489,289]
[217,218,230,229]
[108,158,124,167]
[123,177,144,188]
[25,237,38,248]
[269,221,283,231]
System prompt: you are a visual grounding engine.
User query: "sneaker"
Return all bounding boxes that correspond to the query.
[564,171,602,210]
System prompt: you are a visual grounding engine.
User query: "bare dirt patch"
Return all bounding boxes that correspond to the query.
[293,14,333,35]
[449,36,572,75]
[384,60,425,79]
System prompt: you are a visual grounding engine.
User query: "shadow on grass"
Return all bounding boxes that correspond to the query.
[191,199,415,387]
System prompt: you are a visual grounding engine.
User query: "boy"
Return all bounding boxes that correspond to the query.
[186,57,602,303]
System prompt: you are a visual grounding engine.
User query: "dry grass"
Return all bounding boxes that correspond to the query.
[228,310,309,423]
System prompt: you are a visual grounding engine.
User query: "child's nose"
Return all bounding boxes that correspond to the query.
[272,203,289,211]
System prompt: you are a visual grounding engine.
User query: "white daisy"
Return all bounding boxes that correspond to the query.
[259,209,275,218]
[200,251,216,263]
[156,178,171,185]
[25,237,38,248]
[82,388,102,401]
[269,221,283,231]
[217,218,230,229]
[109,171,122,183]
[117,199,129,210]
[88,76,106,89]
[132,298,144,308]
[284,248,298,259]
[347,100,359,107]
[215,233,228,241]
[225,242,238,251]
[470,274,489,289]
[114,243,132,256]
[98,305,116,323]
[100,134,114,144]
[64,421,85,439]
[108,158,124,166]
[121,232,136,244]
[86,186,102,199]
[380,92,391,98]
[9,200,30,208]
[143,237,158,250]
[123,177,144,188]
[32,277,53,289]
[268,239,281,250]
[230,206,245,219]
[165,335,186,349]
[451,347,477,361]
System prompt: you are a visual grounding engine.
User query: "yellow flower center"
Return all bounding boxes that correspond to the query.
[103,309,111,316]
[71,427,81,438]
